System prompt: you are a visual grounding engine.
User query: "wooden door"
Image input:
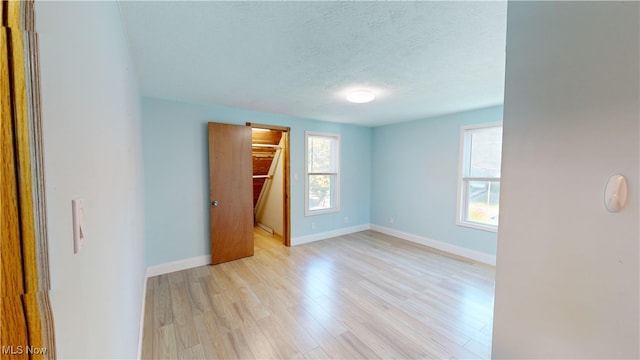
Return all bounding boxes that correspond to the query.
[208,122,254,264]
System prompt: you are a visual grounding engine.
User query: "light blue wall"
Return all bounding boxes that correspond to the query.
[142,97,371,266]
[371,106,503,255]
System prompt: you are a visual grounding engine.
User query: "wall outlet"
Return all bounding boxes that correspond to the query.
[389,216,395,224]
[344,216,349,224]
[311,222,316,230]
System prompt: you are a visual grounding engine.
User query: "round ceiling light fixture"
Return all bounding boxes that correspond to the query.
[346,89,376,104]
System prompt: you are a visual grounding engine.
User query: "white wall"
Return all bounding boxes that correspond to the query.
[256,137,285,236]
[37,2,145,358]
[493,2,639,358]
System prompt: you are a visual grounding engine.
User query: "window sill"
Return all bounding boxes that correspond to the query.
[456,220,498,233]
[305,208,340,217]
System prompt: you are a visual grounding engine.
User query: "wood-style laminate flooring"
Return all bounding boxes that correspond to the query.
[141,229,495,359]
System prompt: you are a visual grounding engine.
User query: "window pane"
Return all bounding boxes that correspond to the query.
[308,136,336,173]
[465,180,500,226]
[469,127,502,178]
[308,174,334,210]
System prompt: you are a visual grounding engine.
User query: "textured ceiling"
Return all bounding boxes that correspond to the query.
[119,1,507,127]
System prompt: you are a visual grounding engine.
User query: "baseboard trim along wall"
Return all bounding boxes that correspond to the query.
[370,224,496,266]
[144,224,495,278]
[290,224,371,246]
[145,254,212,278]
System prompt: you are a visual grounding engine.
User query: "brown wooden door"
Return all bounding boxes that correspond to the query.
[208,122,254,264]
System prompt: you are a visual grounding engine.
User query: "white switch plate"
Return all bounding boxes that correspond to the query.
[72,198,85,254]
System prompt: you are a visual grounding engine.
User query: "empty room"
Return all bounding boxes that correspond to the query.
[2,1,638,359]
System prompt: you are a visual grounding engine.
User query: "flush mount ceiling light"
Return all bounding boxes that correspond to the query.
[346,89,376,104]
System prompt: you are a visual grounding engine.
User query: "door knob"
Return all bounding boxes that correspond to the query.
[212,200,219,207]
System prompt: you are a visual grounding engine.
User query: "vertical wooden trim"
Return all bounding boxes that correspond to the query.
[283,130,291,247]
[1,18,30,359]
[10,9,39,295]
[23,25,50,295]
[1,0,55,358]
[1,14,24,300]
[1,37,30,358]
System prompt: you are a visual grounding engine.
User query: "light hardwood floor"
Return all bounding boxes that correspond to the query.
[141,229,495,359]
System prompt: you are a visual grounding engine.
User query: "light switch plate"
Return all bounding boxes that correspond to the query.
[72,198,85,254]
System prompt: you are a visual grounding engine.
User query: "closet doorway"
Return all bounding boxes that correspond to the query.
[248,123,291,249]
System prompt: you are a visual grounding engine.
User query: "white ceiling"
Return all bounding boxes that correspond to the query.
[119,1,507,127]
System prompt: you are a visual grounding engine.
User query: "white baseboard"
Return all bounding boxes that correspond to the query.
[291,224,371,246]
[256,222,274,234]
[369,224,496,266]
[143,227,494,275]
[144,225,371,279]
[145,254,211,278]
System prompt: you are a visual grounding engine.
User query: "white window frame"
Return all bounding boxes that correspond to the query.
[456,122,502,232]
[305,131,341,216]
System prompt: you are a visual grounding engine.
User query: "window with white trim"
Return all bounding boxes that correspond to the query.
[457,123,503,231]
[305,132,340,215]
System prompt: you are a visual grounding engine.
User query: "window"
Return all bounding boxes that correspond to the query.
[305,132,340,215]
[457,123,503,231]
